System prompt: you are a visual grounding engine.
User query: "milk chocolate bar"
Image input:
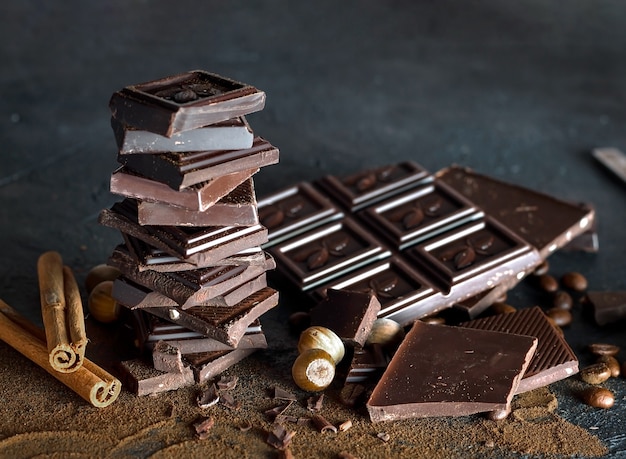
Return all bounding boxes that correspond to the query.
[119,137,279,190]
[116,358,195,396]
[109,246,274,308]
[316,161,431,211]
[99,201,268,264]
[436,165,595,258]
[112,116,254,154]
[258,182,343,247]
[360,181,481,250]
[136,178,258,227]
[271,217,391,291]
[366,321,537,422]
[147,287,279,347]
[109,70,265,137]
[460,306,578,393]
[110,167,257,212]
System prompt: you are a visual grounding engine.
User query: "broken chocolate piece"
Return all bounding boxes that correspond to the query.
[152,340,185,373]
[186,348,256,383]
[197,383,220,408]
[193,416,215,440]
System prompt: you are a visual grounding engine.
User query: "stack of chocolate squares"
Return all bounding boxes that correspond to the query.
[98,70,280,395]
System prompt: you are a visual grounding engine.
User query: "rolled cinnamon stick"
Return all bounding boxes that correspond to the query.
[0,299,121,408]
[63,265,87,367]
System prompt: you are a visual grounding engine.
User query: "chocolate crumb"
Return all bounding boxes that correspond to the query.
[338,420,353,432]
[307,394,324,412]
[238,420,253,432]
[219,391,241,410]
[193,416,215,440]
[197,383,220,409]
[376,432,390,442]
[216,375,239,390]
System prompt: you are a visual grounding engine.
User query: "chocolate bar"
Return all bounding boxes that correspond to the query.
[118,137,279,190]
[109,70,265,137]
[136,178,258,227]
[108,246,274,308]
[99,201,268,264]
[184,348,257,383]
[112,116,254,154]
[309,289,381,346]
[116,358,195,396]
[271,217,391,291]
[436,165,595,258]
[146,287,279,347]
[316,161,430,211]
[366,321,537,422]
[110,167,257,212]
[460,306,579,393]
[584,291,626,326]
[258,182,343,247]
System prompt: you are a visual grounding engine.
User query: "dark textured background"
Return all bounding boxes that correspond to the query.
[1,1,625,456]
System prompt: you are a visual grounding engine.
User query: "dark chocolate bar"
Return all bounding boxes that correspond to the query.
[366,321,537,422]
[116,358,195,396]
[271,217,391,291]
[118,137,279,191]
[109,70,265,137]
[110,166,257,212]
[112,116,254,154]
[258,182,343,247]
[136,178,258,227]
[460,306,578,393]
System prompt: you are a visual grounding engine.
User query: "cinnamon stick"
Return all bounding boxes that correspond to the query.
[63,265,87,367]
[0,299,121,408]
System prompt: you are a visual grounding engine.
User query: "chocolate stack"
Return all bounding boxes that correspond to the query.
[98,70,280,395]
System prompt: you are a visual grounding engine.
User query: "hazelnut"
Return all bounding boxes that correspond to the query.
[366,318,405,348]
[292,348,336,392]
[87,281,120,324]
[85,264,121,295]
[298,326,345,365]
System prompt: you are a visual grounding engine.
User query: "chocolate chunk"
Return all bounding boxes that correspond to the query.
[110,166,257,212]
[116,358,195,396]
[460,306,578,393]
[118,137,279,191]
[310,289,381,346]
[257,182,343,247]
[185,348,257,383]
[584,291,626,326]
[112,116,254,154]
[366,321,537,421]
[343,344,389,385]
[152,340,185,373]
[109,70,265,137]
[316,162,430,211]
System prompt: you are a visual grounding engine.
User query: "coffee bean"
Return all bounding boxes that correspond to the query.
[581,387,614,409]
[533,260,550,276]
[596,355,621,378]
[489,302,516,315]
[552,291,573,310]
[538,274,558,293]
[561,272,588,292]
[588,343,620,357]
[545,308,572,327]
[580,362,611,384]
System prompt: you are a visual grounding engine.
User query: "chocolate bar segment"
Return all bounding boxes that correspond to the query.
[366,321,537,422]
[110,167,257,212]
[316,161,430,211]
[258,182,343,247]
[109,70,265,137]
[436,165,595,258]
[112,116,254,154]
[271,217,391,291]
[118,137,279,190]
[460,306,578,394]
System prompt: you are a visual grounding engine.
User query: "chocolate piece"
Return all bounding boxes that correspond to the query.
[460,306,578,394]
[313,256,442,326]
[436,165,595,258]
[112,116,254,154]
[109,70,265,137]
[310,288,381,346]
[584,291,626,326]
[562,227,599,253]
[344,344,388,385]
[119,137,279,190]
[449,285,511,321]
[116,358,194,396]
[196,383,220,408]
[184,348,257,383]
[360,181,480,249]
[136,178,258,227]
[258,182,344,247]
[110,166,257,212]
[316,162,431,211]
[592,147,626,184]
[113,272,268,309]
[99,201,268,264]
[366,321,537,422]
[152,340,185,373]
[271,217,391,291]
[147,287,279,347]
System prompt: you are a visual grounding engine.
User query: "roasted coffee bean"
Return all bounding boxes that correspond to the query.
[596,355,620,378]
[581,387,614,409]
[545,308,572,327]
[538,274,559,293]
[490,302,517,315]
[533,260,550,276]
[552,291,573,310]
[561,272,588,292]
[580,362,611,385]
[588,343,620,357]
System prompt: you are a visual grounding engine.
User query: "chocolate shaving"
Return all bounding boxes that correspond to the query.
[216,375,239,390]
[273,386,297,401]
[219,391,241,410]
[338,420,353,432]
[307,394,324,412]
[197,383,220,409]
[377,432,390,442]
[311,414,337,434]
[266,423,296,450]
[238,420,253,432]
[265,402,293,421]
[193,416,215,440]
